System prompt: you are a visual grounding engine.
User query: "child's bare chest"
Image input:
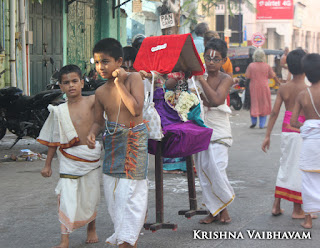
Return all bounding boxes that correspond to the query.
[207,76,222,91]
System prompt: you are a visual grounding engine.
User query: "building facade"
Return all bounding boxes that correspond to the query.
[0,0,128,95]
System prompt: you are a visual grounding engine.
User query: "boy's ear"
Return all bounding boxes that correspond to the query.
[117,57,123,66]
[81,79,84,89]
[58,83,64,92]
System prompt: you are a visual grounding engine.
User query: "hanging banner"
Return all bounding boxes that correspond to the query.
[256,0,294,20]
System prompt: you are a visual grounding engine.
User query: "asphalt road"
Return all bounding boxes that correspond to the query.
[1,95,319,248]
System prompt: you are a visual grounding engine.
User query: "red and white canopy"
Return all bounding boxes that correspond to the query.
[133,33,205,76]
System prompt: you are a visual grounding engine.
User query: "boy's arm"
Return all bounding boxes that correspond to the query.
[290,92,304,129]
[262,89,283,153]
[197,74,233,107]
[280,55,288,69]
[114,69,144,117]
[87,89,105,149]
[41,146,57,177]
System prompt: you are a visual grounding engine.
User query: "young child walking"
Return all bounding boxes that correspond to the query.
[262,49,311,218]
[195,38,235,224]
[291,53,320,229]
[87,38,148,247]
[38,65,101,248]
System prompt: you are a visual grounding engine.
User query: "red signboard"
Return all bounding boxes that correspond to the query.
[256,0,294,20]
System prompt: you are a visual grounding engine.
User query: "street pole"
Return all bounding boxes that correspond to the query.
[10,0,16,87]
[239,0,242,47]
[224,0,229,47]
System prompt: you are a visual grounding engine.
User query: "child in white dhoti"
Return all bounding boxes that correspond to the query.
[291,53,320,229]
[195,38,234,224]
[38,65,101,248]
[262,49,312,218]
[87,38,148,248]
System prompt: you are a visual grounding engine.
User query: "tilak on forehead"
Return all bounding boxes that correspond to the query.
[210,50,216,59]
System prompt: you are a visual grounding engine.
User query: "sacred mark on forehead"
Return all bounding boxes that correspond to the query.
[210,50,216,59]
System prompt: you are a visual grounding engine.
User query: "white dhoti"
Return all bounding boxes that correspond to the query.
[195,103,234,216]
[56,167,101,234]
[55,143,102,234]
[300,120,320,214]
[275,132,303,203]
[301,172,320,214]
[103,174,148,246]
[195,143,234,216]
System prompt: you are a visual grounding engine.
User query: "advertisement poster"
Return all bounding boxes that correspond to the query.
[256,0,294,20]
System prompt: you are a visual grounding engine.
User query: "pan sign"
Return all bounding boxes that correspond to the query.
[160,13,175,29]
[251,32,265,47]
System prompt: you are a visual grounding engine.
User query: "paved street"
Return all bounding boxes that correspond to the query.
[1,95,319,248]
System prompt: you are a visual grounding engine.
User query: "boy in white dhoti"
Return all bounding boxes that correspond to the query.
[38,65,101,248]
[195,38,234,224]
[87,38,148,247]
[262,49,312,218]
[291,53,320,229]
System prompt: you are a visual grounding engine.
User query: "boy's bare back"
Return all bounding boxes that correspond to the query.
[279,77,308,112]
[69,95,95,145]
[297,84,320,120]
[95,71,144,127]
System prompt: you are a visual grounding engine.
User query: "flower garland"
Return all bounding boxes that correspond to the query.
[165,91,199,122]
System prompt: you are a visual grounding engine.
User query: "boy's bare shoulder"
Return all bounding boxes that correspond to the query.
[127,72,143,83]
[220,72,233,86]
[84,94,95,106]
[95,83,108,97]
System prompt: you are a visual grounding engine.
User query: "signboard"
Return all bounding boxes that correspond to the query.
[132,0,142,13]
[251,32,265,47]
[224,29,232,38]
[256,0,294,20]
[293,3,305,28]
[228,47,250,59]
[159,13,175,30]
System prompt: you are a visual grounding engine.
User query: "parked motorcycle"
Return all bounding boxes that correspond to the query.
[0,87,63,148]
[229,76,246,111]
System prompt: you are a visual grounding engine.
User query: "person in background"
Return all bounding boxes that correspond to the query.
[132,34,146,52]
[280,47,291,83]
[193,22,209,56]
[245,48,280,129]
[261,49,318,219]
[122,46,137,72]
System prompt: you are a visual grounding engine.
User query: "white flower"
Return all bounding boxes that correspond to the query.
[175,91,199,121]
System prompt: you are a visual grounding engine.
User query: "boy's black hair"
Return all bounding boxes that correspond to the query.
[92,38,123,61]
[123,46,137,63]
[58,64,82,83]
[286,49,307,75]
[204,38,228,58]
[302,53,320,83]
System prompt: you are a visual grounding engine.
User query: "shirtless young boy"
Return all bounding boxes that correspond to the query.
[38,65,101,248]
[87,38,148,247]
[291,53,320,229]
[195,38,234,224]
[261,49,318,219]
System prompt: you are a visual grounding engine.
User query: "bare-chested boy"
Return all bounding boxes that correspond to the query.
[87,38,148,248]
[291,53,320,229]
[261,49,314,219]
[195,38,234,224]
[37,65,101,248]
